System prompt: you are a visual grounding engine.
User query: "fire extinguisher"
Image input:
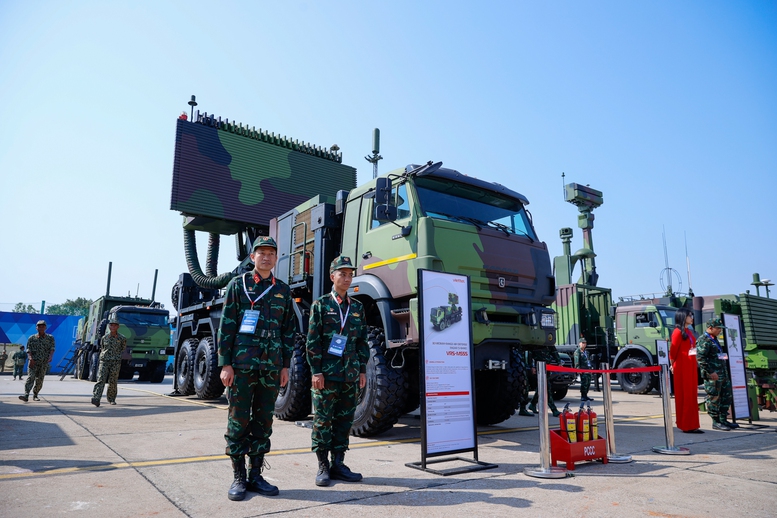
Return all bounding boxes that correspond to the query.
[588,404,598,440]
[560,403,577,443]
[576,405,590,442]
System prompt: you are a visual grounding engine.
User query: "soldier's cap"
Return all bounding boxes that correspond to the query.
[252,236,277,251]
[579,338,587,344]
[705,317,726,329]
[108,316,120,325]
[36,320,47,326]
[330,255,356,273]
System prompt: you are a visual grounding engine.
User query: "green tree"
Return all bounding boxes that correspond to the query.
[46,297,93,317]
[13,303,36,313]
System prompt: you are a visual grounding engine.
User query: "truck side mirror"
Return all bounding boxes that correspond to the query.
[649,321,658,328]
[375,177,392,204]
[374,204,397,222]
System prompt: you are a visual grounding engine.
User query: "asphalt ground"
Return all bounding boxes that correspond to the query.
[1,373,775,517]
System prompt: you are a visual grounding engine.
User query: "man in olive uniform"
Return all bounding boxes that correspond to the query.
[218,236,294,501]
[527,346,562,417]
[92,316,127,407]
[19,320,55,402]
[13,346,26,380]
[0,349,7,373]
[697,317,738,431]
[573,338,594,404]
[306,256,369,487]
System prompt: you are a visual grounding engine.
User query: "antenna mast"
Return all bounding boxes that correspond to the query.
[365,128,383,179]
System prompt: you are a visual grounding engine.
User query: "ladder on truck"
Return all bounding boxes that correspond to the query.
[57,342,79,380]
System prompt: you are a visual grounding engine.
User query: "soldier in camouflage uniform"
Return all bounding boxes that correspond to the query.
[218,236,294,501]
[307,255,369,487]
[573,338,594,404]
[19,320,55,402]
[92,316,127,407]
[13,346,26,380]
[527,346,562,417]
[697,317,738,431]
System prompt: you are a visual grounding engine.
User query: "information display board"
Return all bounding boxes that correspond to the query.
[418,270,476,457]
[656,340,669,366]
[722,313,750,420]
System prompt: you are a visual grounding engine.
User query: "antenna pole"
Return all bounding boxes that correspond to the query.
[685,232,693,295]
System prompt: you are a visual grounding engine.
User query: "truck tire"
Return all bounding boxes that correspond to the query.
[274,334,312,421]
[89,352,100,382]
[617,357,653,394]
[176,338,198,396]
[475,346,526,425]
[137,368,150,382]
[552,387,568,401]
[149,361,166,383]
[351,327,407,437]
[119,364,135,380]
[77,350,90,380]
[193,337,224,400]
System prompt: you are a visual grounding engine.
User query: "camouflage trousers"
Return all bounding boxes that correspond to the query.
[93,359,121,402]
[579,373,591,398]
[13,364,24,378]
[703,377,732,423]
[24,362,48,396]
[311,379,357,453]
[225,368,280,458]
[530,378,558,412]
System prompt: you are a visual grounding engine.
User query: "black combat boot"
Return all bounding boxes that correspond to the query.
[247,455,279,496]
[315,450,330,487]
[329,451,362,482]
[228,456,247,501]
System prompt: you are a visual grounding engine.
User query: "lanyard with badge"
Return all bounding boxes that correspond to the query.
[688,332,697,356]
[705,332,727,360]
[328,292,349,357]
[238,273,275,334]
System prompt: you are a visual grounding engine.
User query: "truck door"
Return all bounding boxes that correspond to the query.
[634,310,661,344]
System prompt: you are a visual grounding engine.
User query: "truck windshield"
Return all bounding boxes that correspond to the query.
[115,312,169,326]
[658,309,677,327]
[414,176,537,240]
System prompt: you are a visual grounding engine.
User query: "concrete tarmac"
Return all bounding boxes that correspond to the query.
[1,374,775,517]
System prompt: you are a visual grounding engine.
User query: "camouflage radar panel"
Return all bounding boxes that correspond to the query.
[171,115,357,228]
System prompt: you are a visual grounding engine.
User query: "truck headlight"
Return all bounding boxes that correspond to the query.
[541,313,555,328]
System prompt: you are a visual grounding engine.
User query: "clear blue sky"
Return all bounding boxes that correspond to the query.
[1,0,776,314]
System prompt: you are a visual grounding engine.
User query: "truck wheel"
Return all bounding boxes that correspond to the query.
[149,361,166,383]
[351,327,407,437]
[176,338,198,396]
[89,352,100,382]
[617,357,653,394]
[119,365,135,380]
[193,337,224,400]
[274,334,312,421]
[439,320,447,331]
[475,346,526,425]
[137,368,150,381]
[77,351,90,380]
[552,387,568,401]
[401,366,421,414]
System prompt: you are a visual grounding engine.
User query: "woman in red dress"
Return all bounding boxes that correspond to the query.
[670,308,702,433]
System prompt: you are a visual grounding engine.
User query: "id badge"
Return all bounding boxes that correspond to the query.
[328,333,347,357]
[718,353,728,360]
[688,348,697,356]
[239,310,260,334]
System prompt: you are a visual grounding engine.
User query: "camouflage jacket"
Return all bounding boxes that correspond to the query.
[696,332,728,381]
[306,291,369,382]
[529,346,561,367]
[13,350,27,366]
[573,347,592,370]
[217,272,294,371]
[100,333,127,362]
[26,333,55,363]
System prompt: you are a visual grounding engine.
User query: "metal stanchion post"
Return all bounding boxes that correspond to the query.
[602,363,632,463]
[653,364,690,455]
[525,361,567,478]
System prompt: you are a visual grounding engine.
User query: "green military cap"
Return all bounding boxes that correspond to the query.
[579,338,587,344]
[36,320,47,326]
[108,316,120,324]
[330,255,356,273]
[705,317,726,329]
[252,236,277,250]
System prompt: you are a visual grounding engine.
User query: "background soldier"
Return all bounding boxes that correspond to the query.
[13,346,26,380]
[92,316,127,407]
[527,346,562,417]
[697,317,738,431]
[0,348,7,373]
[573,338,594,404]
[306,255,369,487]
[218,236,294,501]
[19,320,55,402]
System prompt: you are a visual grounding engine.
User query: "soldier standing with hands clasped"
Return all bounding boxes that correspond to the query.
[573,338,594,403]
[19,320,55,402]
[92,316,127,407]
[13,346,26,380]
[307,256,369,487]
[218,236,294,501]
[696,317,739,431]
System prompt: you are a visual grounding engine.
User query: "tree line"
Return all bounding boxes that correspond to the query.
[12,297,93,317]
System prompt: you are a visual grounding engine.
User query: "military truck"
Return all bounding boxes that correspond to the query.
[429,293,462,331]
[73,263,172,383]
[169,109,557,436]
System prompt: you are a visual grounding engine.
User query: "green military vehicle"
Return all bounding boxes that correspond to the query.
[74,263,172,383]
[169,108,558,436]
[429,293,462,331]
